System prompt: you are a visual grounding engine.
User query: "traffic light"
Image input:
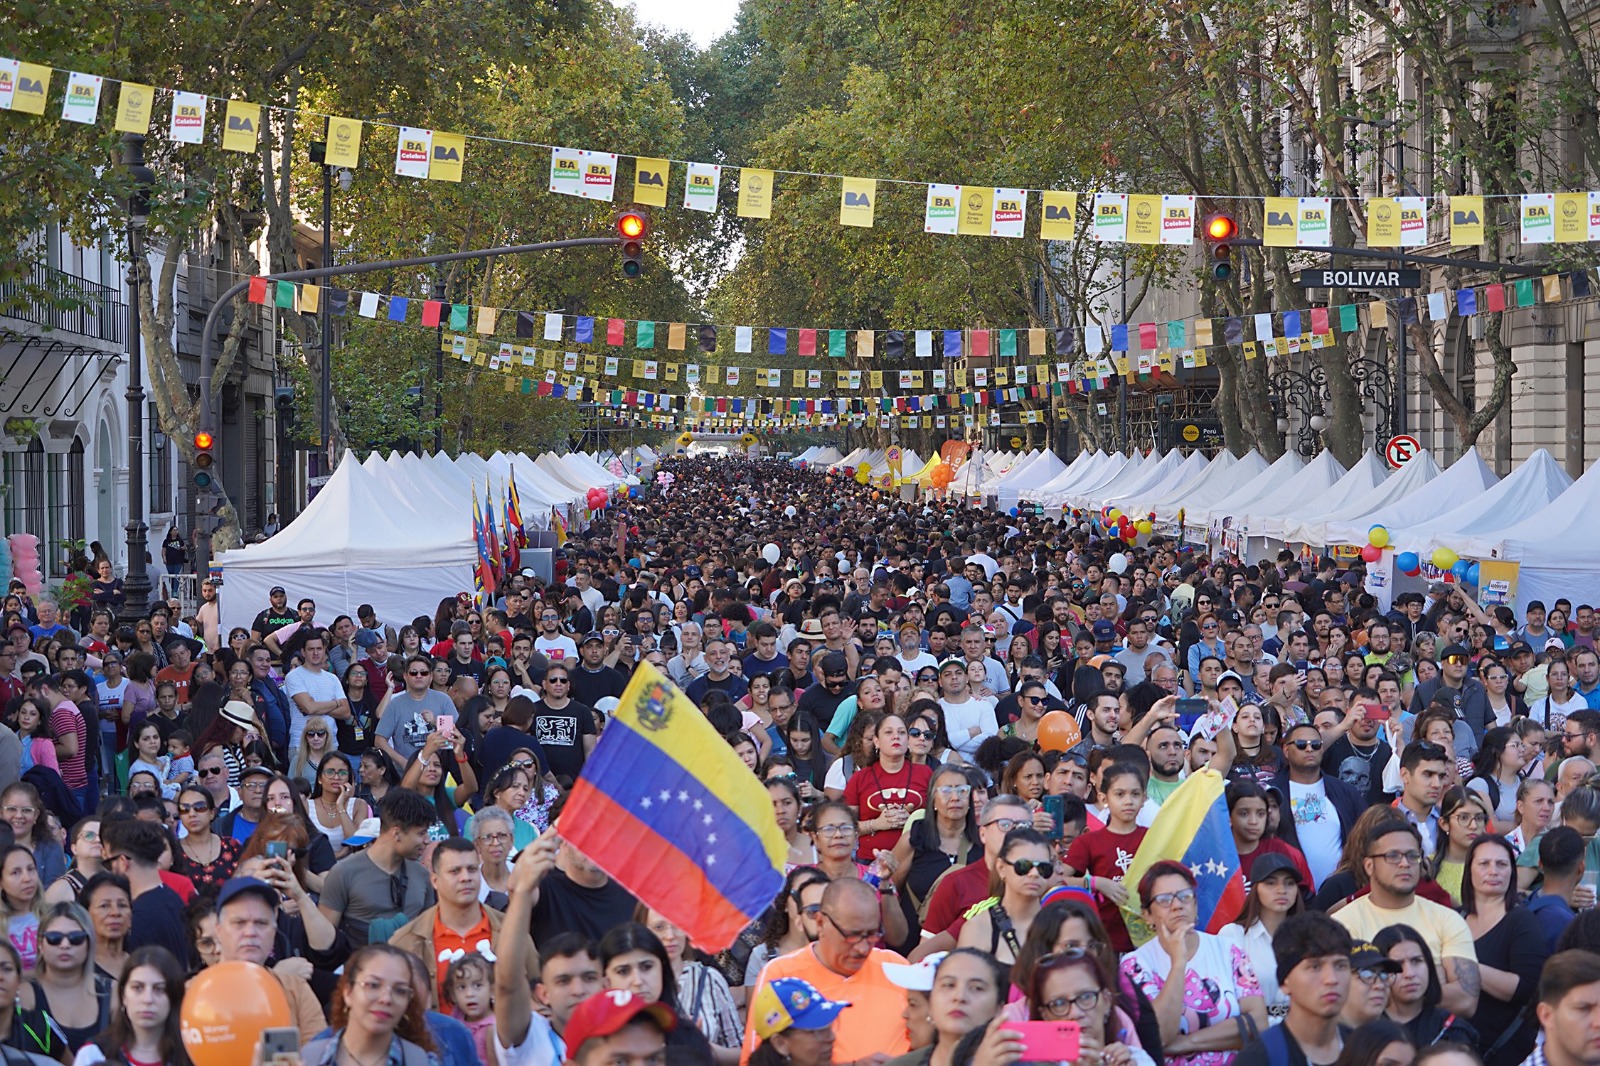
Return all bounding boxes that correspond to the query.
[1201,211,1238,281]
[615,208,649,278]
[192,430,216,490]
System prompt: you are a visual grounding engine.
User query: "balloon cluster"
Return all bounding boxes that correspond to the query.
[585,487,608,510]
[1377,529,1479,587]
[1098,507,1154,545]
[929,462,954,489]
[7,535,41,597]
[655,471,676,488]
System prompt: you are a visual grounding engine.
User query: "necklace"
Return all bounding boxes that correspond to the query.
[340,1037,388,1066]
[182,834,218,865]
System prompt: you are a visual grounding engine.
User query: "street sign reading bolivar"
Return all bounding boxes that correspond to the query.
[1298,268,1421,289]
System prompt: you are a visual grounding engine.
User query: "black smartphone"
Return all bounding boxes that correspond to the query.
[1041,794,1066,840]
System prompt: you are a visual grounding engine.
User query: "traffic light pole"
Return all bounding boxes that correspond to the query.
[196,236,624,435]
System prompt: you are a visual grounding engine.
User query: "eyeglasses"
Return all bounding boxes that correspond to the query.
[983,817,1023,832]
[1355,969,1395,985]
[1148,888,1197,907]
[1368,850,1423,866]
[323,768,351,779]
[240,781,267,792]
[407,670,432,678]
[1,806,35,817]
[1009,858,1054,878]
[1039,988,1104,1018]
[907,727,934,739]
[814,824,858,838]
[1290,739,1324,751]
[799,903,822,917]
[357,978,414,1001]
[820,913,880,945]
[42,931,88,947]
[478,832,512,845]
[177,802,210,813]
[1452,811,1487,827]
[934,784,972,798]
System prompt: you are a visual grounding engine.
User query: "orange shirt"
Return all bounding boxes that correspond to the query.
[432,908,494,1001]
[741,945,910,1065]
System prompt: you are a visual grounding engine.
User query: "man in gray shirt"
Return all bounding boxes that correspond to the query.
[318,789,435,946]
[376,654,457,767]
[1114,618,1157,686]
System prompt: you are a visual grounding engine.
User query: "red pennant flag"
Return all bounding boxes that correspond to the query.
[970,330,990,358]
[248,277,269,304]
[607,318,626,345]
[537,382,553,397]
[1310,307,1329,334]
[1485,284,1506,313]
[1139,323,1158,350]
[799,329,817,356]
[422,300,443,327]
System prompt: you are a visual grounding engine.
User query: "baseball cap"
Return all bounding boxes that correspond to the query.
[1509,640,1534,657]
[1440,643,1470,660]
[751,978,850,1040]
[1547,637,1568,652]
[1217,669,1246,686]
[1248,852,1305,888]
[353,629,383,650]
[270,586,287,596]
[344,817,381,847]
[238,764,273,783]
[216,877,280,912]
[566,990,677,1051]
[1091,620,1116,641]
[1349,939,1402,974]
[580,631,606,646]
[938,657,966,673]
[881,954,947,993]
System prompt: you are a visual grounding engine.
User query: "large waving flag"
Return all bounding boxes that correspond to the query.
[551,506,568,547]
[472,486,497,601]
[1119,768,1245,946]
[483,481,503,586]
[506,471,526,545]
[560,661,786,952]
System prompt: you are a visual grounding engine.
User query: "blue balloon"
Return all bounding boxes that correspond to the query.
[1466,562,1481,586]
[1395,551,1419,574]
[1009,507,1020,517]
[1450,560,1470,580]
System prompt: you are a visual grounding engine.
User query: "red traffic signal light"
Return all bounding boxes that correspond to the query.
[616,208,649,278]
[193,431,214,450]
[616,211,647,240]
[193,430,216,490]
[1203,212,1238,241]
[1201,211,1238,281]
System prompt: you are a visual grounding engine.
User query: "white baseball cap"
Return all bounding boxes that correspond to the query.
[881,952,947,992]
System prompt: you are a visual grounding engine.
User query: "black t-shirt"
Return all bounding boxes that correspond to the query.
[530,869,638,949]
[126,885,191,962]
[448,656,486,687]
[798,681,852,725]
[253,609,298,637]
[1236,1023,1350,1066]
[532,699,597,780]
[569,665,627,709]
[1321,735,1393,807]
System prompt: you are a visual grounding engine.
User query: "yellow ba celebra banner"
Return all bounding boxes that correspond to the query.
[221,100,260,153]
[839,177,876,227]
[1039,191,1076,240]
[1449,195,1484,246]
[429,132,465,182]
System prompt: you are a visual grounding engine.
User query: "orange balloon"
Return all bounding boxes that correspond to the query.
[181,961,292,1066]
[1037,710,1081,753]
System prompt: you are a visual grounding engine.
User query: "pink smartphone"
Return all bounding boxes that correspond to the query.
[437,714,455,737]
[1013,1020,1080,1060]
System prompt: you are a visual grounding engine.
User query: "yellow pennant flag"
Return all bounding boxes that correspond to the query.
[429,132,465,181]
[667,322,686,350]
[1263,197,1297,247]
[326,116,363,168]
[839,177,876,228]
[114,81,154,134]
[1449,195,1484,246]
[1544,274,1564,301]
[957,186,994,236]
[477,307,498,334]
[1195,318,1214,347]
[856,329,874,358]
[634,157,669,207]
[737,168,773,219]
[1040,191,1077,240]
[221,100,261,153]
[1368,300,1388,328]
[1126,194,1162,244]
[300,285,320,314]
[11,62,51,115]
[868,370,883,390]
[1027,328,1046,356]
[1555,193,1588,243]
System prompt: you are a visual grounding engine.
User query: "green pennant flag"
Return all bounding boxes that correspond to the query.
[1338,304,1358,333]
[275,281,296,309]
[828,330,847,358]
[1514,278,1535,307]
[637,321,656,348]
[1167,320,1186,347]
[520,379,532,394]
[999,329,1018,358]
[449,304,470,330]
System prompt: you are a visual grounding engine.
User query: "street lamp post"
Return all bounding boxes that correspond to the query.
[119,133,155,626]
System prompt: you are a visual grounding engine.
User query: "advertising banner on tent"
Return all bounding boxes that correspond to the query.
[1477,560,1520,608]
[1363,551,1395,614]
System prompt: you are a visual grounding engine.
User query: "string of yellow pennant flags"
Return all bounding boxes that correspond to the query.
[243,266,1597,432]
[6,55,1600,246]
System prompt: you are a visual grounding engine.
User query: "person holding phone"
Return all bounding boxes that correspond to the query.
[1026,946,1154,1066]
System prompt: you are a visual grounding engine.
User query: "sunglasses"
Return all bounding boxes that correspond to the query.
[177,801,210,813]
[1291,738,1324,751]
[43,931,88,947]
[907,727,934,739]
[198,767,225,778]
[1009,858,1054,878]
[407,670,431,678]
[305,730,328,738]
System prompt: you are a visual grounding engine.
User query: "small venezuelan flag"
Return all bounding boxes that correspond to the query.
[561,661,786,952]
[1119,768,1245,946]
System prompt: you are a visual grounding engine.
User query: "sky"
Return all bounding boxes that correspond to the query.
[628,0,740,46]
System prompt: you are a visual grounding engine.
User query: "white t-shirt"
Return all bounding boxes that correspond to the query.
[282,664,345,752]
[1533,691,1589,733]
[897,651,938,675]
[534,634,578,663]
[941,697,998,759]
[96,678,129,735]
[1289,777,1341,886]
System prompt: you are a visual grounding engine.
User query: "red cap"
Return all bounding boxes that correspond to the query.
[565,990,676,1052]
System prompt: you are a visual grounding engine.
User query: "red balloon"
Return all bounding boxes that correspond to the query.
[586,487,607,509]
[1360,544,1382,563]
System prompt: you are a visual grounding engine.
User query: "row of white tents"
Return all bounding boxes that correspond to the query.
[983,443,1589,612]
[215,448,645,635]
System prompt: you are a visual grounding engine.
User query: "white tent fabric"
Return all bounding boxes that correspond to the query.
[830,447,870,471]
[1317,451,1495,547]
[1404,450,1573,558]
[1106,450,1211,516]
[217,452,474,635]
[1018,451,1096,501]
[1488,458,1600,610]
[1275,451,1438,544]
[1091,450,1186,511]
[1193,450,1308,528]
[1058,451,1153,509]
[1026,451,1115,501]
[978,449,1050,496]
[1146,449,1248,518]
[1237,451,1354,535]
[995,450,1068,492]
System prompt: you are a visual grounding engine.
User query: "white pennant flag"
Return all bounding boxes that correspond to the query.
[358,292,380,318]
[169,91,207,144]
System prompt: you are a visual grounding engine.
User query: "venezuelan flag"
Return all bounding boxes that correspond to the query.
[561,661,786,952]
[1118,768,1245,946]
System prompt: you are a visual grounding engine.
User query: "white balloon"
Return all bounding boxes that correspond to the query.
[784,505,797,518]
[762,542,781,564]
[1108,553,1129,574]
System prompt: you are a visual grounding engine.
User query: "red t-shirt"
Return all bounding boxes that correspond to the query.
[1063,826,1148,952]
[843,761,932,862]
[922,859,990,935]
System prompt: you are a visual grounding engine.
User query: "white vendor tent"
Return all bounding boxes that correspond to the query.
[1107,449,1211,516]
[1274,450,1437,545]
[1237,450,1353,538]
[1484,458,1600,611]
[1317,450,1496,548]
[1149,449,1259,521]
[1405,449,1573,558]
[1190,450,1307,533]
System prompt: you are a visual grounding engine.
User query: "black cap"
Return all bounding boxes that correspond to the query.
[580,631,606,646]
[1249,851,1306,887]
[1509,640,1534,656]
[1440,643,1470,660]
[216,877,280,911]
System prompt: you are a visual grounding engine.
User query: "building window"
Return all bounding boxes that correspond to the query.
[149,402,170,513]
[67,437,85,547]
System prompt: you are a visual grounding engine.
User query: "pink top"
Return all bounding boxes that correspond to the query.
[27,737,58,772]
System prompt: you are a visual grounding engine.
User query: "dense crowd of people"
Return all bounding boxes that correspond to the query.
[0,451,1598,1066]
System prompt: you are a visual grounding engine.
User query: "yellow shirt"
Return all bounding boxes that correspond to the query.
[1332,894,1477,963]
[741,945,910,1065]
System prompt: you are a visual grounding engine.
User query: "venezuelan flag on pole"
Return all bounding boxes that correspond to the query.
[560,661,786,952]
[472,486,497,602]
[1119,768,1245,946]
